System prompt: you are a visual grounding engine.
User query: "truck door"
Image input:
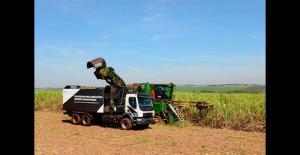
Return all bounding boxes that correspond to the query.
[125,95,138,116]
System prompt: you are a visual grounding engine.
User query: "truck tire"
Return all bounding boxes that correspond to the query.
[120,118,132,130]
[71,113,81,125]
[81,114,91,126]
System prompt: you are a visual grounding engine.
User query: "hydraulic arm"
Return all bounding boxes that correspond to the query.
[87,57,126,88]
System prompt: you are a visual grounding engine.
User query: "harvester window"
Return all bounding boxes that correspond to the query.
[155,86,167,99]
[129,97,137,108]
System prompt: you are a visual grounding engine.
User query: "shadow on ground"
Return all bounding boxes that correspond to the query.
[61,119,151,130]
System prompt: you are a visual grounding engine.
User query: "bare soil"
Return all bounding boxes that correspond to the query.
[35,111,265,155]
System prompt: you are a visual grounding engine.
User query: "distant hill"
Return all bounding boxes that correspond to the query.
[35,88,62,91]
[174,84,265,93]
[36,84,265,93]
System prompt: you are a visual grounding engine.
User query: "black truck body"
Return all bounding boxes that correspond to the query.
[63,85,154,129]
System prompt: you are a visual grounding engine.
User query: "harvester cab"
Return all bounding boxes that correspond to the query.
[153,83,174,100]
[151,83,183,123]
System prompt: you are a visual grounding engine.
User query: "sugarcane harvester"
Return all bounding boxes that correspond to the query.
[127,83,213,124]
[127,83,181,123]
[84,57,212,125]
[85,58,183,124]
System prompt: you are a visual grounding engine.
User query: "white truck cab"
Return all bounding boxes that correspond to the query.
[125,94,155,126]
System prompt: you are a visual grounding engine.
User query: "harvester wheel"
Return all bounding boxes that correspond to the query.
[71,113,81,125]
[161,111,169,124]
[154,116,163,123]
[120,118,132,130]
[81,114,91,126]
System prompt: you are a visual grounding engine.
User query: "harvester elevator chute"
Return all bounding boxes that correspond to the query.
[167,104,182,121]
[87,57,126,88]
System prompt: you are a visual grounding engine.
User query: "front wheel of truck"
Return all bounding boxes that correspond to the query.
[120,118,132,130]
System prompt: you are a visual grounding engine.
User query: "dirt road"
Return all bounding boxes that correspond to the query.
[35,111,265,155]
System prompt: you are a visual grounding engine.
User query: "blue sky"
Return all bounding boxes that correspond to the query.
[35,0,265,88]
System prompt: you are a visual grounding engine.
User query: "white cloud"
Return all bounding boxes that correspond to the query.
[250,34,265,41]
[141,13,165,22]
[150,34,163,41]
[158,0,172,4]
[35,42,265,87]
[100,33,113,40]
[35,60,265,88]
[156,52,265,66]
[35,58,108,88]
[121,66,265,85]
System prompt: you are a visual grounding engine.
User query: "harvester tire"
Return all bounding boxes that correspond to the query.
[120,118,132,130]
[161,111,169,124]
[154,116,163,124]
[71,113,81,125]
[81,114,92,126]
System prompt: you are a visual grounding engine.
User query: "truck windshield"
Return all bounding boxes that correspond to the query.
[138,97,153,111]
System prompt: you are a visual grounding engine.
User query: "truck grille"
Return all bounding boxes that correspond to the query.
[143,113,153,118]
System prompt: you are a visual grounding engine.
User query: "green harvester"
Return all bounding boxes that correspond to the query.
[88,57,213,124]
[127,82,183,123]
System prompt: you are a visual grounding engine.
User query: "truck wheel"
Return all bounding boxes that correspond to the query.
[71,113,81,125]
[120,118,132,130]
[81,114,91,126]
